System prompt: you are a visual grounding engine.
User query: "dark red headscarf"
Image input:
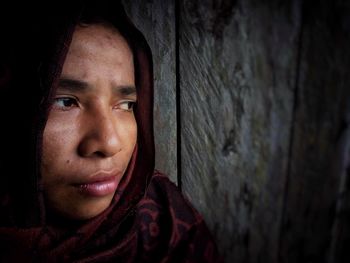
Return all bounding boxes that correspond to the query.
[0,1,222,262]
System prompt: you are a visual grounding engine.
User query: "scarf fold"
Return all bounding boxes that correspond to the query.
[0,1,222,262]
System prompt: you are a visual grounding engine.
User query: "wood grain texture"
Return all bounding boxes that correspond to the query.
[180,1,301,262]
[328,115,350,263]
[279,1,350,262]
[122,1,350,262]
[122,0,177,183]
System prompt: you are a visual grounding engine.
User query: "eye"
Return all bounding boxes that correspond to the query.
[53,97,79,110]
[118,101,136,112]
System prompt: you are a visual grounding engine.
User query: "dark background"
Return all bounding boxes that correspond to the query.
[123,1,350,262]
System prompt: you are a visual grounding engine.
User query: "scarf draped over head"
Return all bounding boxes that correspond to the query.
[0,1,222,262]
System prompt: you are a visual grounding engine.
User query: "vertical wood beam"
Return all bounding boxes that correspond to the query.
[280,1,350,262]
[180,1,301,261]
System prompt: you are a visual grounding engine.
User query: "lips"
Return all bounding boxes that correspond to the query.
[74,172,120,197]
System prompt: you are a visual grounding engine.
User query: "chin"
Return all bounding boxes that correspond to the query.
[49,194,115,221]
[76,199,114,220]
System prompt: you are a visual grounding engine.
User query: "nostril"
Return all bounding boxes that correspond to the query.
[77,133,122,157]
[93,151,107,158]
[76,116,122,157]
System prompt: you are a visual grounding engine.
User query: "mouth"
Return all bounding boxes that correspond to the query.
[73,172,120,197]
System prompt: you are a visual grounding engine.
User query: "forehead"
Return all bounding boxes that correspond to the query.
[61,23,134,84]
[66,23,133,66]
[75,23,129,47]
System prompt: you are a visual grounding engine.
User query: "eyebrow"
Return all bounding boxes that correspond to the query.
[57,77,137,96]
[58,78,89,91]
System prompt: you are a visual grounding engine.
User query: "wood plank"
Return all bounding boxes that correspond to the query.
[328,120,350,263]
[122,0,177,183]
[279,1,350,262]
[180,1,301,262]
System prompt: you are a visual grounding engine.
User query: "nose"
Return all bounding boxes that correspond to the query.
[78,110,121,158]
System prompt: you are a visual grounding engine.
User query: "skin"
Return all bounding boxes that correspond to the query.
[41,24,137,220]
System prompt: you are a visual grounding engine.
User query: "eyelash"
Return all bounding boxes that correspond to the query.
[117,101,136,112]
[53,97,136,112]
[54,97,79,111]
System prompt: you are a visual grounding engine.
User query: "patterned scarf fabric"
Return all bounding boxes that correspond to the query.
[0,1,222,262]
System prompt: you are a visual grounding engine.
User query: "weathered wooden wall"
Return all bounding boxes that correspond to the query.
[123,0,350,262]
[123,0,177,183]
[180,0,300,262]
[280,1,350,262]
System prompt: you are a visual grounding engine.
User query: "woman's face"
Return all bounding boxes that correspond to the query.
[41,24,137,220]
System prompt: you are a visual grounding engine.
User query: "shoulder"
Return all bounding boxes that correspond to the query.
[140,170,202,226]
[135,171,223,263]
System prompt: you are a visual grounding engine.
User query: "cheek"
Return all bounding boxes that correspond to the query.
[112,113,137,165]
[121,116,137,153]
[41,118,78,177]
